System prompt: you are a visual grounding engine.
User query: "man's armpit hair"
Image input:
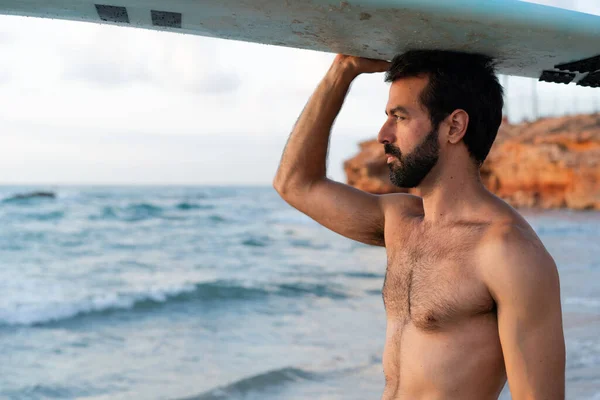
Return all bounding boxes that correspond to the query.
[331,209,385,245]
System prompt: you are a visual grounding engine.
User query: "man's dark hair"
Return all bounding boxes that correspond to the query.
[385,50,504,167]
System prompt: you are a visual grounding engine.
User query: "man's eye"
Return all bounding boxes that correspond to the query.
[395,115,405,121]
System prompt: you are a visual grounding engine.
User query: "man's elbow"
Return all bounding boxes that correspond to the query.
[272,176,286,195]
[272,176,315,199]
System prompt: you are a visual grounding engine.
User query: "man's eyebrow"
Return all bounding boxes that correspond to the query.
[385,106,410,116]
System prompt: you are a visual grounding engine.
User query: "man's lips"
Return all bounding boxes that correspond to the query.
[386,154,398,163]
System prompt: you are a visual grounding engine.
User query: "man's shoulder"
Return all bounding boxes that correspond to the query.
[480,219,545,258]
[476,219,558,293]
[475,195,546,257]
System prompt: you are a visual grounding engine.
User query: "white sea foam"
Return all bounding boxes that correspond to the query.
[0,282,198,326]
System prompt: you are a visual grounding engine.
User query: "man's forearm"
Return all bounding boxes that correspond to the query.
[273,61,356,193]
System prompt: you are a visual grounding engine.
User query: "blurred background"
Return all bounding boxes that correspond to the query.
[0,0,599,399]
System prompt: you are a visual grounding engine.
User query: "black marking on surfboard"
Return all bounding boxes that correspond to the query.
[539,70,575,85]
[577,71,600,88]
[555,55,600,74]
[95,5,129,23]
[151,10,182,28]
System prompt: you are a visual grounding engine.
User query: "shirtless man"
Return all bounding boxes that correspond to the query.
[273,51,566,399]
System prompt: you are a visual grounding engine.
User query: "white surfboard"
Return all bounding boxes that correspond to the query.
[1,0,600,87]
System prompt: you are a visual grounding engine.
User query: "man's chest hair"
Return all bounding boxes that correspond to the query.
[382,222,496,330]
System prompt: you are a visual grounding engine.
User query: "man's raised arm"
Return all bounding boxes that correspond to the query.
[272,55,394,246]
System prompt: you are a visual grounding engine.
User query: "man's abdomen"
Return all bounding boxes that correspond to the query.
[382,313,506,400]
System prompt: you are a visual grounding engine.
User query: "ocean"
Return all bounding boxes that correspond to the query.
[0,186,598,400]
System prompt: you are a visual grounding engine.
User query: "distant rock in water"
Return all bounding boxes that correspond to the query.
[5,191,56,201]
[344,114,600,210]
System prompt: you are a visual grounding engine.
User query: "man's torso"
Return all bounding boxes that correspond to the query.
[380,202,522,399]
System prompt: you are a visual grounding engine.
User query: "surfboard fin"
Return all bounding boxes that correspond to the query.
[554,55,600,74]
[576,71,600,88]
[539,70,576,85]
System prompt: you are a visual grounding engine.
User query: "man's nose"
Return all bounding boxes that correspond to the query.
[378,120,396,145]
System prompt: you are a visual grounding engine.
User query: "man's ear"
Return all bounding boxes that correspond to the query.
[446,110,469,144]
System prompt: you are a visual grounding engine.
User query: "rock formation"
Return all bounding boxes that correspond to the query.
[344,114,600,210]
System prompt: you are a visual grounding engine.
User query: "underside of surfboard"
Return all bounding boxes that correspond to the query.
[1,0,599,87]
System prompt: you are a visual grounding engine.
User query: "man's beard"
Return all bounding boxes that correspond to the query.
[385,128,440,188]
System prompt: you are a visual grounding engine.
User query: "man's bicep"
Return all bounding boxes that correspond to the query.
[482,229,565,400]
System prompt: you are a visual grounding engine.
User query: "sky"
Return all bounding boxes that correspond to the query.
[1,0,600,185]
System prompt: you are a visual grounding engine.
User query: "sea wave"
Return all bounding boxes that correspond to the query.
[535,222,600,237]
[4,383,75,399]
[175,202,214,211]
[0,280,349,327]
[178,367,318,400]
[5,380,108,399]
[88,202,220,222]
[289,238,330,250]
[565,297,600,309]
[242,236,272,247]
[125,203,164,220]
[343,272,385,279]
[23,210,65,221]
[1,191,56,204]
[87,204,163,221]
[178,362,375,400]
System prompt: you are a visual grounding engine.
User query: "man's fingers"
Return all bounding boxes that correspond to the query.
[369,61,391,73]
[333,54,391,75]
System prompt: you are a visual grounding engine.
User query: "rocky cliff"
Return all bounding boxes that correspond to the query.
[343,114,600,210]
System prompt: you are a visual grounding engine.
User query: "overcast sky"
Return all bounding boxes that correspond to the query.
[1,0,599,185]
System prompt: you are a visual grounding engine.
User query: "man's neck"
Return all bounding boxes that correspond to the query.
[416,160,490,225]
